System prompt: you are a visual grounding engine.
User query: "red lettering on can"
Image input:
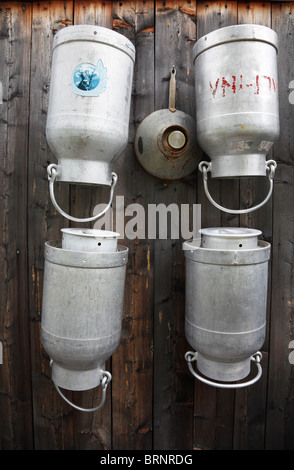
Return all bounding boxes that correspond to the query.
[209,78,220,97]
[232,75,236,94]
[254,75,260,95]
[263,76,271,91]
[221,77,231,97]
[208,74,277,97]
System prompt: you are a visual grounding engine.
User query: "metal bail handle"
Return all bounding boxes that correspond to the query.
[51,366,112,413]
[47,164,118,223]
[185,351,263,389]
[199,160,277,214]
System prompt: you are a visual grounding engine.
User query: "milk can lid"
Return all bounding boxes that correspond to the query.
[61,228,120,238]
[200,227,262,250]
[61,228,120,252]
[193,24,278,62]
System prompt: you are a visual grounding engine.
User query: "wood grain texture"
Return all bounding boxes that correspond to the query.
[111,0,154,450]
[28,1,75,450]
[0,2,33,449]
[267,2,294,450]
[232,1,272,450]
[193,0,238,451]
[153,0,196,450]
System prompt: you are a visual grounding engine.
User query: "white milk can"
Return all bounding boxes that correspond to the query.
[46,25,135,187]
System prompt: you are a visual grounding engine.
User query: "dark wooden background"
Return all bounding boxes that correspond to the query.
[0,0,294,450]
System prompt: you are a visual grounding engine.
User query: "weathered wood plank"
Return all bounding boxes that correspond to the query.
[0,4,16,450]
[193,0,238,451]
[111,0,154,450]
[28,1,75,450]
[266,2,294,450]
[232,1,272,451]
[153,0,196,451]
[0,2,33,449]
[74,0,113,28]
[71,0,114,450]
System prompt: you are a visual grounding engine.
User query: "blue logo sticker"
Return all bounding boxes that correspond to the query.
[70,59,108,96]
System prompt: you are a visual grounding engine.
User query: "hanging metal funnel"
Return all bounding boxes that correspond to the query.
[134,66,202,180]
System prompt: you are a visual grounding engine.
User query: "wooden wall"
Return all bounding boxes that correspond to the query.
[0,0,294,450]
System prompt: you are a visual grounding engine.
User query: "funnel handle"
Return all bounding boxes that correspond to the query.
[53,370,112,412]
[185,351,262,389]
[199,160,277,214]
[168,66,176,112]
[47,164,117,223]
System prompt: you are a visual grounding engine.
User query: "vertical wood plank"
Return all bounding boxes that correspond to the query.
[233,1,272,450]
[111,0,154,450]
[74,0,113,28]
[153,0,196,450]
[28,1,76,450]
[0,5,12,449]
[0,2,33,449]
[193,0,238,451]
[266,2,294,450]
[71,0,114,450]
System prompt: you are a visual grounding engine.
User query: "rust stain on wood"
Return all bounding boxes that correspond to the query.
[113,19,132,29]
[147,246,150,271]
[139,26,154,34]
[180,7,196,17]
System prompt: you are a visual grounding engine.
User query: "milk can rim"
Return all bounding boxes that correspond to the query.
[193,24,278,63]
[182,239,271,265]
[44,240,129,267]
[52,25,136,62]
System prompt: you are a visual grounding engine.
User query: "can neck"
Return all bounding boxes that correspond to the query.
[200,227,261,250]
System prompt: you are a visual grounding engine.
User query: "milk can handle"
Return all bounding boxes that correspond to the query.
[185,351,262,389]
[199,160,277,214]
[47,164,117,223]
[53,369,112,412]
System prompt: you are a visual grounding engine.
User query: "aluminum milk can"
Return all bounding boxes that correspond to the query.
[46,25,135,187]
[41,229,128,410]
[183,228,271,388]
[193,24,279,179]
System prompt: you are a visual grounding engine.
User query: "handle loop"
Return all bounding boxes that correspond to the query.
[199,160,277,214]
[185,351,262,389]
[47,164,117,223]
[53,369,112,412]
